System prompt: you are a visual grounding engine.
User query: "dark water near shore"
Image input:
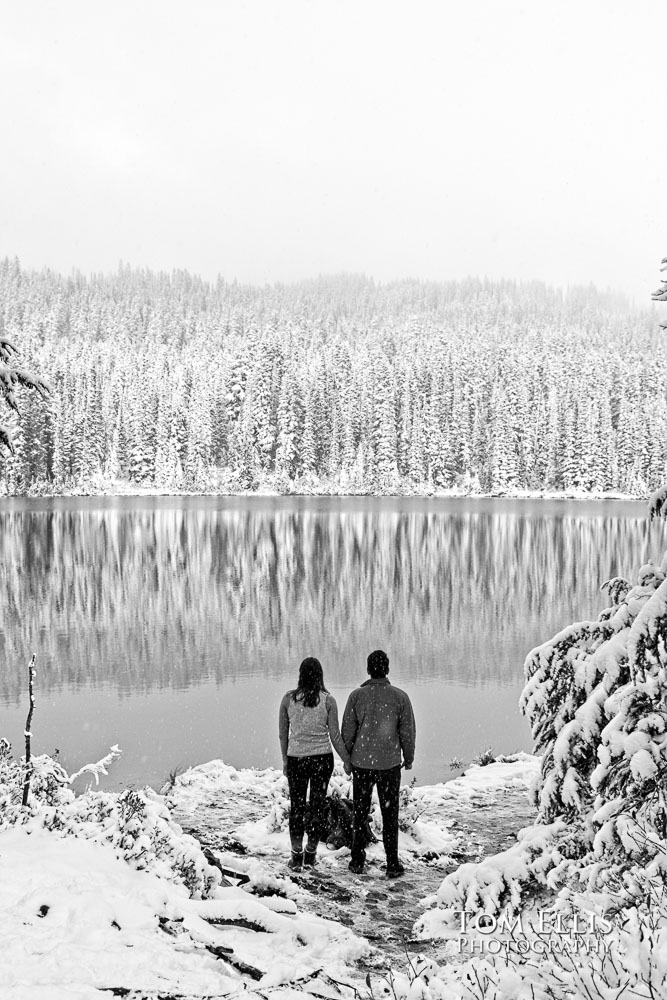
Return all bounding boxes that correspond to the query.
[0,496,663,790]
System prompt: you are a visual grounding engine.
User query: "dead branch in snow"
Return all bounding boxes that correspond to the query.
[21,654,36,807]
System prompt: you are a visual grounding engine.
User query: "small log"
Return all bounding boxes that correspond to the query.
[203,915,270,934]
[206,943,264,980]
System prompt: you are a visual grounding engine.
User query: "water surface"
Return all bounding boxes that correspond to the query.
[0,496,662,789]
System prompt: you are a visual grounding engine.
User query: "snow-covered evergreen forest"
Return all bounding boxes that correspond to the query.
[0,257,664,496]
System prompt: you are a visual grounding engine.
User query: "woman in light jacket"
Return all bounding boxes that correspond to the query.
[278,657,351,871]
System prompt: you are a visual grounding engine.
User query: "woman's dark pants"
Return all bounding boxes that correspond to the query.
[351,764,401,868]
[286,753,334,850]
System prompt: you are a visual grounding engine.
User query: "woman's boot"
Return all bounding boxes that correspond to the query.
[303,836,318,868]
[288,836,304,871]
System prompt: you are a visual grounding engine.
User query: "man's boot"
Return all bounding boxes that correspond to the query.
[288,836,304,871]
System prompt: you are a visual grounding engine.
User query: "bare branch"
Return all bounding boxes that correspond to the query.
[21,654,36,807]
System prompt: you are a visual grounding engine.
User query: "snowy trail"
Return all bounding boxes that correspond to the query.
[167,757,538,974]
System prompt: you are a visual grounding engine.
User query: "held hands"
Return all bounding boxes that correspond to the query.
[282,757,289,776]
[343,762,352,776]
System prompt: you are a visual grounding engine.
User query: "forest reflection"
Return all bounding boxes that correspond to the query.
[0,499,658,703]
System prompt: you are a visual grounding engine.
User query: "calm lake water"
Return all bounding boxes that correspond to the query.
[0,496,664,791]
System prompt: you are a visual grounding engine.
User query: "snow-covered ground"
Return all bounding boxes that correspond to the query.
[166,753,539,864]
[0,754,540,1000]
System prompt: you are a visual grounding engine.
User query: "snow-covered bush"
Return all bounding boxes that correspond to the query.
[0,741,221,898]
[394,870,667,999]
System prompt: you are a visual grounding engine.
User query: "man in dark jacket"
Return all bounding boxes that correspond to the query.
[341,649,416,878]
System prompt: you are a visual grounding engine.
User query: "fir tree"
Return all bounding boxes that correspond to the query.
[371,353,398,486]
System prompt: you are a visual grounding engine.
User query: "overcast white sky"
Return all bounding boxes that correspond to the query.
[0,1,664,303]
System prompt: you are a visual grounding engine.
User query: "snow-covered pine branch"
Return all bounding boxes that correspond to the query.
[0,336,51,458]
[649,485,667,520]
[600,575,631,605]
[0,363,51,413]
[0,425,12,454]
[0,338,18,363]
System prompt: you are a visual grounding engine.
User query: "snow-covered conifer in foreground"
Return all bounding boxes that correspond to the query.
[416,549,667,943]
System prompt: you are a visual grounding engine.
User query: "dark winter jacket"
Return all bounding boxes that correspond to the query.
[341,678,416,770]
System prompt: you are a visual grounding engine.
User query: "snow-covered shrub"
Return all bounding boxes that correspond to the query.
[471,747,496,767]
[394,870,667,999]
[415,820,568,935]
[0,737,23,811]
[398,779,426,833]
[0,739,123,813]
[0,742,221,898]
[264,788,291,834]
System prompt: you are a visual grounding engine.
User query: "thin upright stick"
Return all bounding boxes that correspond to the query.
[22,654,36,807]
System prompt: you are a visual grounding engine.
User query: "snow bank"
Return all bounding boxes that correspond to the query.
[0,746,371,999]
[0,821,368,999]
[0,826,237,998]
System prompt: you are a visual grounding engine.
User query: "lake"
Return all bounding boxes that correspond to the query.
[0,496,663,791]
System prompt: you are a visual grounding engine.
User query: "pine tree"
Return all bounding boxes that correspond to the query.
[488,380,518,492]
[299,388,317,476]
[396,368,412,479]
[371,353,398,486]
[250,345,276,471]
[407,393,426,484]
[275,370,299,478]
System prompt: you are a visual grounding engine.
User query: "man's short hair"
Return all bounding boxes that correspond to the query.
[367,649,389,678]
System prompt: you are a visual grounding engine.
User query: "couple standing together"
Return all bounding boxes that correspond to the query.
[278,649,416,878]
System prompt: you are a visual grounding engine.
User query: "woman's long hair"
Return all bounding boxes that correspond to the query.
[292,656,327,708]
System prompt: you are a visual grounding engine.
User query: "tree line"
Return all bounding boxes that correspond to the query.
[0,257,663,495]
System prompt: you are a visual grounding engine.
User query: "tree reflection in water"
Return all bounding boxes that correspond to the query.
[0,497,658,703]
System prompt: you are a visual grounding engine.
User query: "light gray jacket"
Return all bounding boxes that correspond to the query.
[279,691,350,765]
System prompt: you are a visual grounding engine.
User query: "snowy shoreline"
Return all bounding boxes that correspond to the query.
[0,483,651,502]
[0,753,540,999]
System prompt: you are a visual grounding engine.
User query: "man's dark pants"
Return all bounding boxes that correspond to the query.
[286,753,334,848]
[350,764,401,867]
